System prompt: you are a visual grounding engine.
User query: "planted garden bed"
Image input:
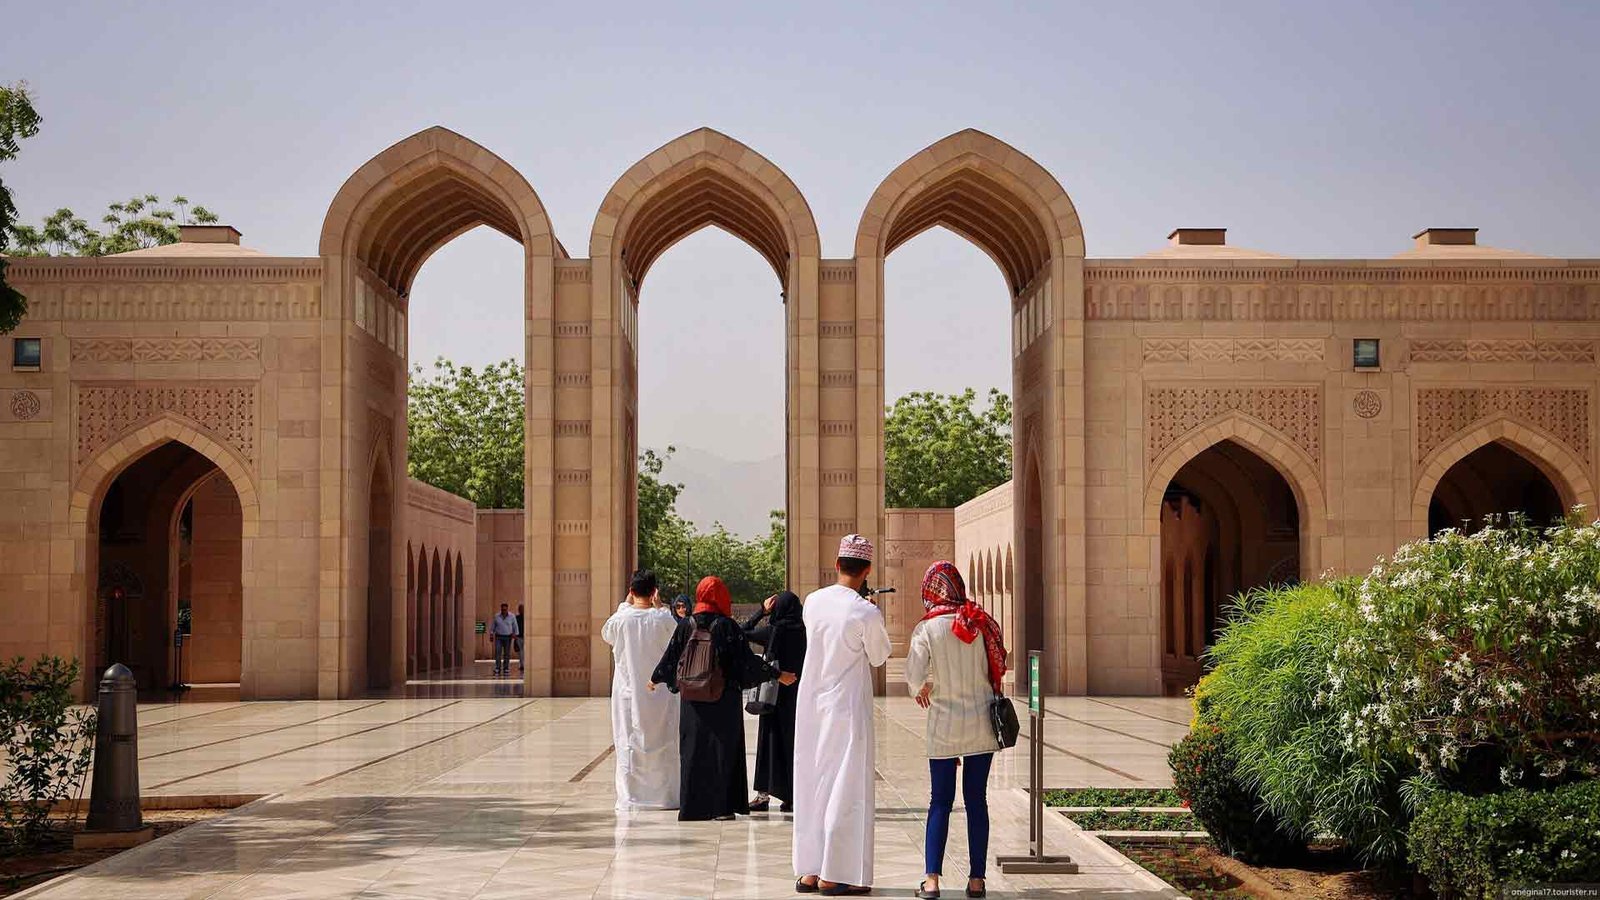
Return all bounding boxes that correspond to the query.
[1107,838,1416,900]
[0,808,230,896]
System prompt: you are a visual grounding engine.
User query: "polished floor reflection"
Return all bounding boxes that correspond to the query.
[18,695,1190,899]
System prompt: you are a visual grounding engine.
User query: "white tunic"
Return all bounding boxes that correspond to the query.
[601,601,680,811]
[905,615,1000,759]
[792,583,892,886]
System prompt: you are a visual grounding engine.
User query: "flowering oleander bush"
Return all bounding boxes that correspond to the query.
[1407,778,1600,899]
[1185,514,1600,868]
[1194,582,1410,863]
[1334,515,1600,794]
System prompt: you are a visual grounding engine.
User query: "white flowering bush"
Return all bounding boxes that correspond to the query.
[1334,514,1600,793]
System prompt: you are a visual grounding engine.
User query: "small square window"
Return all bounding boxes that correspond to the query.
[1353,338,1380,369]
[12,337,42,370]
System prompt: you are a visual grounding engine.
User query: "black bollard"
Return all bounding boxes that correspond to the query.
[79,663,152,847]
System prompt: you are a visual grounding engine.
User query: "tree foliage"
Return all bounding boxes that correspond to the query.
[407,358,525,509]
[0,81,42,333]
[884,388,1012,508]
[636,446,787,602]
[8,194,218,257]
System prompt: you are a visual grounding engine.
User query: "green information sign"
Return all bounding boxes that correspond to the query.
[475,621,487,635]
[1029,653,1041,713]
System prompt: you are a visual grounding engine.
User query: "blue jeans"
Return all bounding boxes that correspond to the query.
[925,752,993,879]
[493,635,514,672]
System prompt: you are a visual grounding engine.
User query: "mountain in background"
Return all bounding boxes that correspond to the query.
[659,446,785,538]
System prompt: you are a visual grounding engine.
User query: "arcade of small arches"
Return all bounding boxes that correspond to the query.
[3,123,1598,701]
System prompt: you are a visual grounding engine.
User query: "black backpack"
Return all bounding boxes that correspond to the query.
[676,619,725,702]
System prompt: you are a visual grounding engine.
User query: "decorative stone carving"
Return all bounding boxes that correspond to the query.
[10,391,41,421]
[76,383,257,466]
[820,420,854,436]
[1085,266,1600,321]
[554,372,591,387]
[13,272,321,321]
[820,371,855,388]
[1352,390,1383,419]
[70,337,262,363]
[1145,385,1322,464]
[1409,339,1596,363]
[554,469,591,484]
[1143,338,1324,363]
[1416,387,1590,460]
[819,321,855,338]
[820,264,856,283]
[821,519,855,535]
[820,470,856,486]
[554,323,590,337]
[554,636,588,668]
[554,420,591,437]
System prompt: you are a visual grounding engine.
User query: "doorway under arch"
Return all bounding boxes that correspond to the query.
[87,440,246,694]
[1157,439,1300,695]
[1427,440,1566,535]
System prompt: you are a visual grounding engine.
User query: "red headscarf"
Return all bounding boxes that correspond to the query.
[919,560,1008,694]
[694,575,732,617]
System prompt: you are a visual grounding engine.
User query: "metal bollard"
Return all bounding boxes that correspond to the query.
[84,663,143,834]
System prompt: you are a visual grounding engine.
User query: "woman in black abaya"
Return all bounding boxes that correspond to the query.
[741,590,806,812]
[650,575,792,821]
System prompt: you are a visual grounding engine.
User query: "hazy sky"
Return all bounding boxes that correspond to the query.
[7,1,1598,489]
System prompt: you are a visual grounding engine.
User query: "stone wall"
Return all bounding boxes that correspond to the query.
[401,478,476,677]
[880,508,955,655]
[474,509,525,662]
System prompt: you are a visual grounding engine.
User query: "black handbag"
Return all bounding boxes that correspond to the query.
[743,645,780,716]
[990,694,1020,749]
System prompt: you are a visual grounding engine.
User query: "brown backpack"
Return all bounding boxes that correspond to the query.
[675,619,725,702]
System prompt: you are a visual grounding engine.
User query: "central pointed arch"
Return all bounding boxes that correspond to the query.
[589,127,820,292]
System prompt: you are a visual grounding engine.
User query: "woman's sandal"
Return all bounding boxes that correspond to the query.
[749,796,770,812]
[914,879,941,899]
[965,877,986,898]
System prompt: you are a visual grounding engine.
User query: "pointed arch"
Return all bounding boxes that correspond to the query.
[1143,412,1327,580]
[1410,415,1596,538]
[72,414,259,532]
[320,125,564,295]
[589,127,820,291]
[856,129,1084,293]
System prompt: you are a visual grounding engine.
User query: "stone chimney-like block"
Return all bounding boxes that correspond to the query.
[1168,227,1226,246]
[179,225,242,245]
[1412,227,1477,249]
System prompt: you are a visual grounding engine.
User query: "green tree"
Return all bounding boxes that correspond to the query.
[9,194,218,257]
[636,447,787,603]
[406,358,525,508]
[0,81,42,333]
[884,388,1012,508]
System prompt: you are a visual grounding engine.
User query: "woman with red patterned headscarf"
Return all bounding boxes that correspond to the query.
[906,560,1008,899]
[651,575,795,821]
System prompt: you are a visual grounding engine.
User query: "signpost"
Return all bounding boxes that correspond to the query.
[997,650,1078,875]
[474,621,487,635]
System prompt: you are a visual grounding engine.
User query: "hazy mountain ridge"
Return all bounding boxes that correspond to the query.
[659,446,785,538]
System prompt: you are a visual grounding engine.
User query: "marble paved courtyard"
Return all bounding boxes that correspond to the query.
[19,684,1191,899]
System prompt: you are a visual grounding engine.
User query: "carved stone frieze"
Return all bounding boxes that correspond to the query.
[1409,339,1596,363]
[1085,267,1600,321]
[76,383,257,466]
[1145,385,1322,464]
[1142,338,1324,363]
[70,337,262,363]
[1415,387,1590,460]
[1353,390,1383,419]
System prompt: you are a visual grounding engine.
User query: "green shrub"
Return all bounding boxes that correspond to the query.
[1408,778,1600,899]
[1336,516,1600,793]
[1169,724,1304,864]
[1197,581,1414,864]
[0,657,96,853]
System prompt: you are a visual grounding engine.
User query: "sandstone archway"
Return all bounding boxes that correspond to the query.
[585,128,821,693]
[1411,416,1595,538]
[856,130,1087,693]
[321,125,563,697]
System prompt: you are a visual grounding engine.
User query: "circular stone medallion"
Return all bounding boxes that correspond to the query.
[1353,389,1382,419]
[10,390,41,421]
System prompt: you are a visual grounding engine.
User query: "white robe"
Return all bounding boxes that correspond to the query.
[792,583,892,886]
[601,601,680,811]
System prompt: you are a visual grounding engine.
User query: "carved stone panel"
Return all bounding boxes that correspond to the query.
[76,383,257,467]
[1415,388,1591,460]
[1145,385,1322,464]
[1145,338,1324,363]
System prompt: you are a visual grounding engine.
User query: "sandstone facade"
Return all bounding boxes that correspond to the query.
[2,126,1595,698]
